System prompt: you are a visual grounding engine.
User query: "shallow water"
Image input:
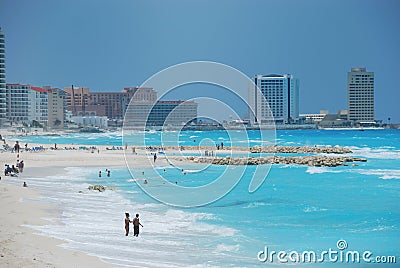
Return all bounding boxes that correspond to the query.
[17,129,400,267]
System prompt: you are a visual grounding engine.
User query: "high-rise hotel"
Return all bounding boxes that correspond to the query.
[249,74,299,124]
[0,27,6,126]
[347,68,375,123]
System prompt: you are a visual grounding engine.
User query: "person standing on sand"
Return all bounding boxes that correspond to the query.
[125,213,131,236]
[153,153,157,163]
[14,141,20,153]
[17,160,24,173]
[132,213,143,237]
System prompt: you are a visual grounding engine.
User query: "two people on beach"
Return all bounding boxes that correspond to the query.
[17,160,24,173]
[4,163,22,176]
[125,213,143,237]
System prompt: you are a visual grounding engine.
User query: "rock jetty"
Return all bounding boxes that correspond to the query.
[250,146,352,154]
[187,155,366,167]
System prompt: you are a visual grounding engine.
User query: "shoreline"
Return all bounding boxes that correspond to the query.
[0,170,115,268]
[0,143,194,268]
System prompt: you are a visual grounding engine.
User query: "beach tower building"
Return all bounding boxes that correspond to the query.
[6,84,32,123]
[249,74,299,125]
[6,84,49,127]
[45,87,66,129]
[63,87,157,121]
[347,68,375,125]
[0,27,6,126]
[124,100,198,129]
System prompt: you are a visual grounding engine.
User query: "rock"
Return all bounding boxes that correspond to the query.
[187,155,366,167]
[88,185,106,192]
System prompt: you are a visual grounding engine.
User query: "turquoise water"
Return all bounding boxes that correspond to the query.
[13,129,400,149]
[18,130,400,267]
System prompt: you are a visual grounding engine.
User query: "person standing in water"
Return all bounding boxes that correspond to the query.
[125,213,131,236]
[132,213,143,237]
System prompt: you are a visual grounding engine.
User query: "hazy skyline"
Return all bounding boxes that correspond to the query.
[0,0,399,122]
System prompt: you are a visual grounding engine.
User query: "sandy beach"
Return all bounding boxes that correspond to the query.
[0,144,179,268]
[0,182,113,268]
[0,146,122,267]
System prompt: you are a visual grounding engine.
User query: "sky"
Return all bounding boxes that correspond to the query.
[0,0,399,122]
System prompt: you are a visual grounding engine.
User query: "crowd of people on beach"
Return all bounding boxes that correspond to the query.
[3,141,25,177]
[1,140,27,188]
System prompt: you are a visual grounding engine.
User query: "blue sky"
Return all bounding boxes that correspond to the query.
[0,0,399,122]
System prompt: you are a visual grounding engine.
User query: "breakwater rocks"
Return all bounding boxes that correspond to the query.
[187,155,366,167]
[250,146,353,154]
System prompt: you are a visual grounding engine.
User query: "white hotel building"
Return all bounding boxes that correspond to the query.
[6,84,48,124]
[249,74,299,125]
[347,68,375,123]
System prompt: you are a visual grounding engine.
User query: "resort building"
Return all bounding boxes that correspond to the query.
[6,84,65,128]
[0,27,6,126]
[46,87,66,129]
[300,110,329,124]
[6,84,32,123]
[64,87,157,119]
[31,86,48,125]
[124,100,198,128]
[347,68,375,123]
[249,74,299,125]
[70,115,108,129]
[6,84,48,125]
[317,110,350,128]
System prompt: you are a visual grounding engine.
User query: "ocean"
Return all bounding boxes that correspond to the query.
[13,129,400,267]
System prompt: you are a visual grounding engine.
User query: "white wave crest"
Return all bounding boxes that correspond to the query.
[358,169,400,180]
[215,244,240,252]
[350,146,400,159]
[306,166,400,180]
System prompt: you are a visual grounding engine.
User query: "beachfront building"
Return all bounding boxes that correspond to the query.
[347,68,375,124]
[64,87,157,120]
[149,101,198,126]
[249,74,299,125]
[5,84,65,128]
[0,27,6,126]
[6,84,48,125]
[124,100,198,128]
[317,110,351,128]
[70,115,108,129]
[46,87,66,129]
[6,84,32,123]
[300,110,329,124]
[31,86,48,125]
